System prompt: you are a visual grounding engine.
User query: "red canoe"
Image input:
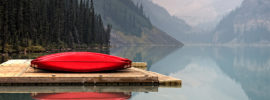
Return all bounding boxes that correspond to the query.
[31,52,132,72]
[32,92,131,100]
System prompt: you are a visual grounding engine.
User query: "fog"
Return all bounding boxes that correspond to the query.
[151,0,243,27]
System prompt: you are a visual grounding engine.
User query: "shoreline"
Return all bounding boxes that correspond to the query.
[0,45,110,55]
[1,44,183,54]
[184,43,270,47]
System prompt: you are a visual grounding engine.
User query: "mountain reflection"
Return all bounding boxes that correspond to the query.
[110,46,180,69]
[1,46,269,100]
[214,47,270,100]
[138,46,270,100]
[0,48,110,63]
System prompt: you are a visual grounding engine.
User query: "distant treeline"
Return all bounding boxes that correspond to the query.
[0,0,111,53]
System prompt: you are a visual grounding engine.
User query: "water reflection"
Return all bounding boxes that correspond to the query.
[0,46,178,68]
[213,47,270,100]
[0,85,157,100]
[133,46,270,100]
[0,94,33,100]
[0,46,178,100]
[32,92,131,100]
[111,46,179,69]
[0,48,110,63]
[1,46,270,100]
[0,92,132,100]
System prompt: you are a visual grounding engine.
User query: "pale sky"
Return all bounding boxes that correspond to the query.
[151,0,243,27]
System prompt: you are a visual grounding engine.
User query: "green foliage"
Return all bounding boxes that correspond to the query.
[0,0,111,53]
[2,44,14,53]
[27,45,45,52]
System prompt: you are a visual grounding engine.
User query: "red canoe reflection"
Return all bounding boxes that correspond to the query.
[32,92,131,100]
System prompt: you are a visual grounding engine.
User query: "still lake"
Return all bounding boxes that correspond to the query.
[0,46,270,100]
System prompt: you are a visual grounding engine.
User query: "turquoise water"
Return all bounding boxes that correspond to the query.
[1,46,270,100]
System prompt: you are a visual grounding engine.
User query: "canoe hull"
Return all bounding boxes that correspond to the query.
[31,52,132,72]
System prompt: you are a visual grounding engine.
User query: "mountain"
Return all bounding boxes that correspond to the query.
[132,0,191,42]
[131,0,215,44]
[214,0,270,44]
[93,0,182,46]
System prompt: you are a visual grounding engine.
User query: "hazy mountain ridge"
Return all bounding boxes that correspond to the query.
[132,0,217,44]
[93,0,182,46]
[132,0,191,42]
[110,27,182,46]
[214,0,270,44]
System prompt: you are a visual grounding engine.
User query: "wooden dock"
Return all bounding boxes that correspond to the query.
[0,86,158,93]
[0,59,181,88]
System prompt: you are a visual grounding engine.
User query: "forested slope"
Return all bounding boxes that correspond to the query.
[94,0,182,46]
[0,0,110,53]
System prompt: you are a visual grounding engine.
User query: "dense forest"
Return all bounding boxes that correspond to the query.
[0,0,111,53]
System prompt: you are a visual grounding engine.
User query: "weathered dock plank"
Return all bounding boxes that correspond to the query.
[130,62,147,70]
[0,59,181,87]
[0,86,158,93]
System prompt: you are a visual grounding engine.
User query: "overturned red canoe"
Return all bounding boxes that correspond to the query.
[32,92,131,100]
[31,52,132,72]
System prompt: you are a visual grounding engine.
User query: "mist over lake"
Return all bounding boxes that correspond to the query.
[1,0,270,100]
